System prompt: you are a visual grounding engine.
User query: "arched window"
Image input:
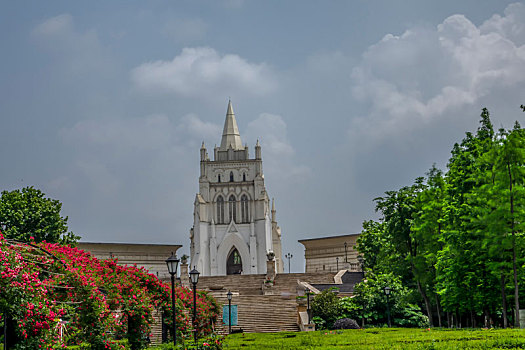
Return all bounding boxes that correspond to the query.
[218,174,221,183]
[230,171,234,182]
[243,173,246,182]
[227,248,242,275]
[241,194,249,223]
[229,195,237,223]
[217,195,224,224]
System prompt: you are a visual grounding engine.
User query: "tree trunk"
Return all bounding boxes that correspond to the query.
[417,281,434,327]
[501,273,508,328]
[513,235,520,328]
[435,294,442,327]
[507,161,520,328]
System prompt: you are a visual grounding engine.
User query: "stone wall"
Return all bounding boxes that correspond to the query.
[78,242,182,280]
[299,234,361,273]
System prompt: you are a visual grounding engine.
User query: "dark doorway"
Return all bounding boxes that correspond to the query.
[227,248,242,275]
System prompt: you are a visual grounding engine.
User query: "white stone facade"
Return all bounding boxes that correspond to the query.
[190,101,283,276]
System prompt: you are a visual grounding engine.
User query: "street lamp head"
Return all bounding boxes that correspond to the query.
[384,286,392,295]
[227,290,232,300]
[189,266,200,285]
[165,252,180,276]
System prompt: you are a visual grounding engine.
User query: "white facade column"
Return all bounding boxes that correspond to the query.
[210,220,218,275]
[249,221,257,274]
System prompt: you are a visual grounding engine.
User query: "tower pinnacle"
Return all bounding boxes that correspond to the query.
[220,100,243,150]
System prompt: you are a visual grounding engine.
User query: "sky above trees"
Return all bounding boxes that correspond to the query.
[1,1,524,271]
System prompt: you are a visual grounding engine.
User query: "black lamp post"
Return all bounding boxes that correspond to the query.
[285,253,293,273]
[305,288,311,324]
[336,257,339,271]
[344,242,348,263]
[227,290,233,334]
[165,252,180,346]
[384,286,392,327]
[189,267,200,344]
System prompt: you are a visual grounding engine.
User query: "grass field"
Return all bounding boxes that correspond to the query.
[222,328,525,349]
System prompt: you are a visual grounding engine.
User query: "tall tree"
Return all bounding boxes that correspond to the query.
[0,186,79,244]
[374,178,437,324]
[491,124,525,327]
[437,109,498,326]
[412,165,447,327]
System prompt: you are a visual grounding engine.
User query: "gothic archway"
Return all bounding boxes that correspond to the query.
[227,247,243,275]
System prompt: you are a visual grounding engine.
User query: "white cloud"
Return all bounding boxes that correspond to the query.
[32,13,115,81]
[61,115,175,155]
[480,2,525,46]
[55,113,221,242]
[349,3,525,142]
[246,113,310,181]
[177,114,222,142]
[33,13,74,36]
[130,47,277,98]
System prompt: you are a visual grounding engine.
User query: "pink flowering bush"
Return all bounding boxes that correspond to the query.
[0,233,219,349]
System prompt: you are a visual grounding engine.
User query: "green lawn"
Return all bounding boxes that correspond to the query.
[222,328,525,349]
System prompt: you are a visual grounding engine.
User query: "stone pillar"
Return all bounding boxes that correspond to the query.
[266,258,276,281]
[210,221,218,275]
[180,263,190,289]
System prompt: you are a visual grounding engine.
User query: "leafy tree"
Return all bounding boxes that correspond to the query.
[475,124,525,327]
[355,107,525,328]
[412,165,447,327]
[355,220,387,272]
[436,109,499,327]
[350,272,428,327]
[0,186,79,244]
[374,178,438,323]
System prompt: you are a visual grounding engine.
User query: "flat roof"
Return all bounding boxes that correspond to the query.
[298,233,360,243]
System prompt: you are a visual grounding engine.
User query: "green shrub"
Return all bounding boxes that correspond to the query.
[311,288,341,329]
[395,303,429,327]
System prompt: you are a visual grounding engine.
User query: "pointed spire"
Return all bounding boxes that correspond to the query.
[255,139,262,160]
[220,100,243,150]
[271,198,276,223]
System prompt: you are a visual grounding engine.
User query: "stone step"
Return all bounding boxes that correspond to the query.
[212,295,299,333]
[192,272,342,334]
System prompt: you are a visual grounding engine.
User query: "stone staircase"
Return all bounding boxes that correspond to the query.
[198,274,266,295]
[197,272,338,334]
[212,294,300,334]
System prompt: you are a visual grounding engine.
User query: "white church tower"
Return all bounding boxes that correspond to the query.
[190,101,284,276]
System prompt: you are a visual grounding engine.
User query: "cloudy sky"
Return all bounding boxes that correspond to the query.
[1,1,524,272]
